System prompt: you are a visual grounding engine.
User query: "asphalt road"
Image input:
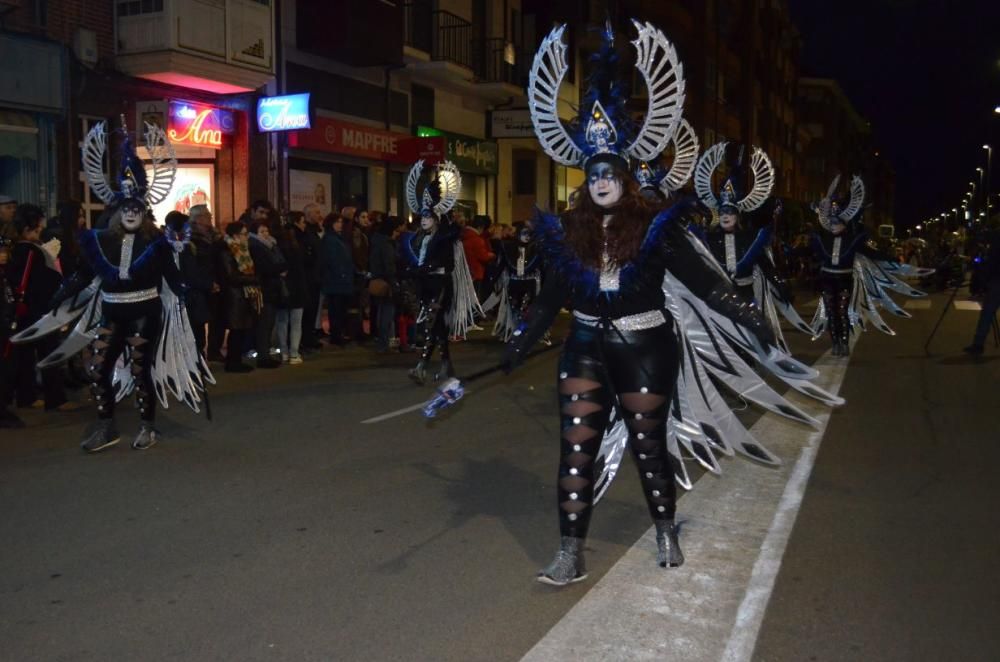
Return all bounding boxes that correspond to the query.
[1,292,997,661]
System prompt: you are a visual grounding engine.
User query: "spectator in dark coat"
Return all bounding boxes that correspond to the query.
[9,205,77,410]
[165,211,212,358]
[0,236,25,427]
[248,221,286,368]
[295,206,324,349]
[219,221,260,373]
[964,228,1000,355]
[369,216,401,352]
[320,214,354,345]
[276,222,308,364]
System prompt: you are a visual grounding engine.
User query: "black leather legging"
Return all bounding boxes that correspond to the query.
[820,271,853,345]
[416,273,452,362]
[556,318,680,539]
[86,310,162,422]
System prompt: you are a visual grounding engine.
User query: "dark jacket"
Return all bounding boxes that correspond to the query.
[10,241,63,326]
[321,231,354,296]
[248,235,288,305]
[219,246,258,331]
[294,224,322,287]
[180,235,218,325]
[277,233,308,309]
[369,233,398,283]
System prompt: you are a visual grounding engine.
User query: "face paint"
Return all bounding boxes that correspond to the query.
[420,214,437,232]
[719,211,739,231]
[586,162,623,209]
[518,230,531,244]
[121,204,144,232]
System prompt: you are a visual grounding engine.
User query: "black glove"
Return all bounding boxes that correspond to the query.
[705,283,777,350]
[501,322,531,374]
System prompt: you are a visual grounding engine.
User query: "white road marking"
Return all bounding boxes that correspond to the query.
[521,347,851,662]
[361,402,427,424]
[904,299,932,310]
[954,300,982,311]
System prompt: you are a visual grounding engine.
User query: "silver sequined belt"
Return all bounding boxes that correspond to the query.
[734,275,754,286]
[573,309,667,331]
[101,288,159,304]
[821,267,853,275]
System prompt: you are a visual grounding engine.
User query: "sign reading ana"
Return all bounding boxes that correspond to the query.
[167,101,233,149]
[257,93,311,132]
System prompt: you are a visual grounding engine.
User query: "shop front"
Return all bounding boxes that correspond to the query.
[415,126,498,222]
[287,114,444,218]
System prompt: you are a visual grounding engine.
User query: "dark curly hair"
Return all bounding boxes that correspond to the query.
[562,168,654,269]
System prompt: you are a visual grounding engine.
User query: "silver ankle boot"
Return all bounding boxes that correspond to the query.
[131,422,159,450]
[537,536,588,586]
[408,360,427,385]
[655,520,684,568]
[81,419,121,453]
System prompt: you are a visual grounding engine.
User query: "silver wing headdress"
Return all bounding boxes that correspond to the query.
[812,175,865,231]
[634,118,700,195]
[694,141,774,213]
[527,20,686,171]
[405,159,462,217]
[82,117,177,207]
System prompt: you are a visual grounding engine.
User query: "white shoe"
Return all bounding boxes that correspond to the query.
[289,356,304,365]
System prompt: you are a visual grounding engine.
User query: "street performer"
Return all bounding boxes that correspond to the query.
[12,117,212,452]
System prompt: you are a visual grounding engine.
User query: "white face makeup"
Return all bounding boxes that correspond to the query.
[121,205,143,232]
[719,211,739,231]
[587,162,623,209]
[420,214,437,232]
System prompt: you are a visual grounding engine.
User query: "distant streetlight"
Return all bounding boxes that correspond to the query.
[985,145,993,220]
[995,105,1000,114]
[915,224,922,230]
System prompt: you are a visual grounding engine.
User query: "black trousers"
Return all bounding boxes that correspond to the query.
[820,271,853,345]
[416,274,452,362]
[86,310,161,422]
[12,333,67,409]
[302,284,321,345]
[556,318,680,539]
[206,291,226,359]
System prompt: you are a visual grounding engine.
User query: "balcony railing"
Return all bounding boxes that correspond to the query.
[432,10,473,69]
[474,37,529,87]
[403,0,432,54]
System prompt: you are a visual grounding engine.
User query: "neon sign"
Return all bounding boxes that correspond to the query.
[167,101,233,149]
[256,93,311,132]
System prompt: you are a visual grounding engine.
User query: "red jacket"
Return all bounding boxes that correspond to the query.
[461,227,495,281]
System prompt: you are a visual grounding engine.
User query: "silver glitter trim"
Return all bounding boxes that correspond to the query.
[101,287,158,304]
[724,232,737,274]
[119,234,135,280]
[831,236,842,266]
[821,267,852,275]
[734,276,754,286]
[573,309,667,331]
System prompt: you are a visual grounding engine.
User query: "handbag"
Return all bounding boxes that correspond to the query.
[368,277,391,297]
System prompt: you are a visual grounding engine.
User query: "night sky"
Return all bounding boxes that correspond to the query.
[789,0,1000,228]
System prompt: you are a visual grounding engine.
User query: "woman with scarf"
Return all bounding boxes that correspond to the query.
[220,221,262,372]
[248,221,286,368]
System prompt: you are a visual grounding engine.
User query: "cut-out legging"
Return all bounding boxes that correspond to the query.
[820,271,853,345]
[556,318,680,539]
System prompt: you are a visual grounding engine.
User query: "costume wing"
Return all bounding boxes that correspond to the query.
[527,25,584,166]
[490,271,514,341]
[752,262,815,355]
[447,243,483,338]
[82,122,115,205]
[848,253,930,336]
[12,278,104,369]
[143,122,177,206]
[594,231,843,499]
[661,118,699,194]
[151,277,215,412]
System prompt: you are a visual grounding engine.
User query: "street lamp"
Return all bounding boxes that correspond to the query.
[985,145,993,221]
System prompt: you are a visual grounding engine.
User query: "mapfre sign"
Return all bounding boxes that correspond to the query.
[289,116,433,163]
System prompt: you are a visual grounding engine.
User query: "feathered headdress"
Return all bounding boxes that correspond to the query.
[694,141,774,217]
[812,175,864,231]
[634,117,699,197]
[528,20,686,174]
[82,115,176,209]
[405,160,461,218]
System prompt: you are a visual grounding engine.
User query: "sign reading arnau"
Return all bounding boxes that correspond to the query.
[257,93,311,132]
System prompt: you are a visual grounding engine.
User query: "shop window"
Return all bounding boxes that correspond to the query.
[117,0,164,17]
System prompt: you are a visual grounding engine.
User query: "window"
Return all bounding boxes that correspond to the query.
[117,0,164,17]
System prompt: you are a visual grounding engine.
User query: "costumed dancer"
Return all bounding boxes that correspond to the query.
[692,142,814,352]
[402,159,482,384]
[12,117,213,452]
[511,21,843,586]
[492,222,545,342]
[810,175,932,356]
[633,117,699,205]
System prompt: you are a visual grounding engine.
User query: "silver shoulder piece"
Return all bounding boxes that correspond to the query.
[738,146,774,213]
[694,141,727,210]
[143,121,177,206]
[527,24,584,166]
[82,122,115,205]
[661,118,699,194]
[625,20,686,162]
